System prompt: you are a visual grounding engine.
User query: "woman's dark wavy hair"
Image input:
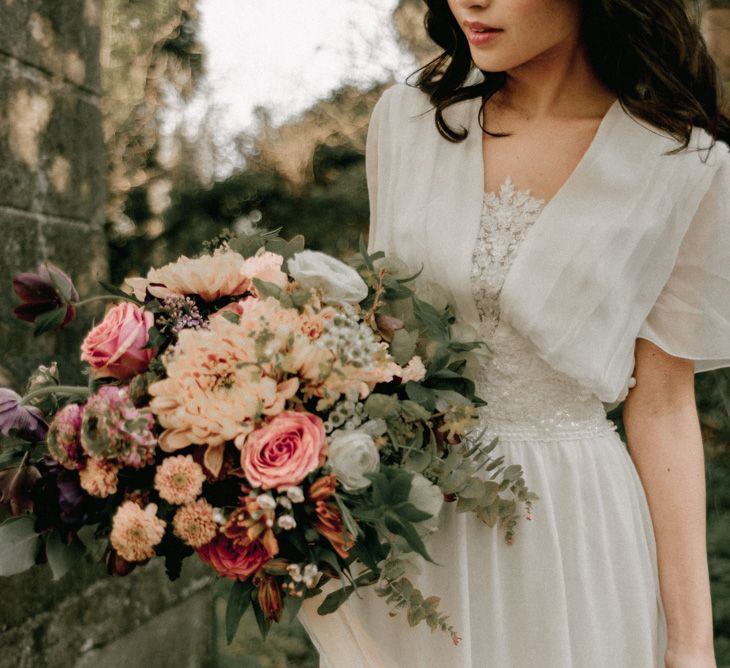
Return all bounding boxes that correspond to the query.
[411,0,730,152]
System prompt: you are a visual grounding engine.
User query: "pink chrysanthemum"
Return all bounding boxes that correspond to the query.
[173,499,218,548]
[110,501,166,562]
[154,454,206,505]
[79,458,119,498]
[47,403,84,469]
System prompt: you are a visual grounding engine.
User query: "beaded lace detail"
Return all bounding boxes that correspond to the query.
[470,177,616,441]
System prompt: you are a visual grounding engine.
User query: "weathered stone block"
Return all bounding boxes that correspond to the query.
[0,555,214,668]
[73,588,214,668]
[0,61,105,222]
[0,0,102,93]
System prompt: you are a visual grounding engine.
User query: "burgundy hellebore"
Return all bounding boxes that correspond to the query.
[13,262,79,329]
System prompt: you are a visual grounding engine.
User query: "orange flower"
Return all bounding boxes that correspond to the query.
[308,473,337,502]
[254,572,284,622]
[223,494,279,558]
[313,500,355,559]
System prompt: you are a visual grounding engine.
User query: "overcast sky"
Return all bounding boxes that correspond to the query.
[196,0,416,136]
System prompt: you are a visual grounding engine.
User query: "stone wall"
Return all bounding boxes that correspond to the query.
[0,2,214,666]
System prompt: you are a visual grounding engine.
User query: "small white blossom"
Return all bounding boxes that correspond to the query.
[277,496,292,510]
[287,563,303,582]
[277,515,297,530]
[302,563,319,588]
[212,508,226,525]
[286,486,305,503]
[256,493,276,510]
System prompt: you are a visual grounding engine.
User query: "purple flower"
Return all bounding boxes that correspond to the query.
[13,262,78,329]
[0,388,48,441]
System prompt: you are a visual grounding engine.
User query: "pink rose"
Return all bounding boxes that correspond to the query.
[196,534,269,581]
[241,411,326,491]
[81,303,155,380]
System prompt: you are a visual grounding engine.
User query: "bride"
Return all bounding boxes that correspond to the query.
[298,0,729,666]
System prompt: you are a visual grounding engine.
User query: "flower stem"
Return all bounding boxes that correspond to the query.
[73,295,135,307]
[20,385,90,405]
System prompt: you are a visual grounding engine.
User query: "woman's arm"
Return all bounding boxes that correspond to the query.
[623,338,716,668]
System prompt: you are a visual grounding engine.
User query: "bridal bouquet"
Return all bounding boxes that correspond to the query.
[0,229,537,644]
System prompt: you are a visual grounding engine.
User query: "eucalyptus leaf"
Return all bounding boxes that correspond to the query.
[46,530,84,580]
[0,515,41,576]
[404,382,436,412]
[389,329,418,366]
[252,278,283,300]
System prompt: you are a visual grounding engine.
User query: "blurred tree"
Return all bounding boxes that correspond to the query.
[101,0,204,267]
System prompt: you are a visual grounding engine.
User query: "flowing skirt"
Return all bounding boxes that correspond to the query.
[297,428,668,667]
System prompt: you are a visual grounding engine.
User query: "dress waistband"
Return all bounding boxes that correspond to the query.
[477,416,618,443]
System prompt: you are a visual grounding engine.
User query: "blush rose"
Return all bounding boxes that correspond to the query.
[81,303,156,380]
[241,411,327,491]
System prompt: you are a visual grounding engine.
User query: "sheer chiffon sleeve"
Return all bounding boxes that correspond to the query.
[365,85,396,255]
[637,143,730,373]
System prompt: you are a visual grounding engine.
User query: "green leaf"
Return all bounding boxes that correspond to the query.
[252,600,271,640]
[225,579,254,643]
[98,281,144,305]
[145,326,166,349]
[388,470,414,505]
[412,298,449,341]
[389,329,418,366]
[395,502,433,523]
[0,515,41,576]
[317,584,355,615]
[266,234,305,261]
[33,307,67,337]
[285,590,304,622]
[252,278,284,300]
[404,382,436,412]
[221,311,240,325]
[364,394,400,420]
[358,234,375,273]
[426,346,451,376]
[45,530,84,581]
[383,513,436,564]
[502,464,524,481]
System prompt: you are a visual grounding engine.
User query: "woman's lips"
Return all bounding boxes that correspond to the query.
[466,26,503,46]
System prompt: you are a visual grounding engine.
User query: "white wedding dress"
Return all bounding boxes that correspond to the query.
[298,177,668,667]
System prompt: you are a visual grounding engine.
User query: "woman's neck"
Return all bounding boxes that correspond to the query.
[492,38,615,119]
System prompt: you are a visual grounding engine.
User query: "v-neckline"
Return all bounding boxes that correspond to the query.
[476,96,621,230]
[458,89,623,327]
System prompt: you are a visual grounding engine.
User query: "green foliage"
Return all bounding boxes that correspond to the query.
[0,515,41,577]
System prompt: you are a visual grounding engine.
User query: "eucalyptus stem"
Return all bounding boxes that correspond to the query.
[20,384,90,405]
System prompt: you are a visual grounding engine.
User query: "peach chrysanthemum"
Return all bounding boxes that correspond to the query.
[173,499,218,548]
[154,454,206,505]
[148,304,300,476]
[400,355,427,383]
[79,458,119,498]
[110,501,166,562]
[124,249,254,302]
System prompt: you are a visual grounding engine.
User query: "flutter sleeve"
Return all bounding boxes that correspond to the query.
[365,85,397,255]
[637,142,730,373]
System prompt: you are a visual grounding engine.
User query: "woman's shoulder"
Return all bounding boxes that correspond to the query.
[371,82,434,129]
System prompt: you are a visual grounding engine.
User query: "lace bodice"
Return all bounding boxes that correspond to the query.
[470,177,615,440]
